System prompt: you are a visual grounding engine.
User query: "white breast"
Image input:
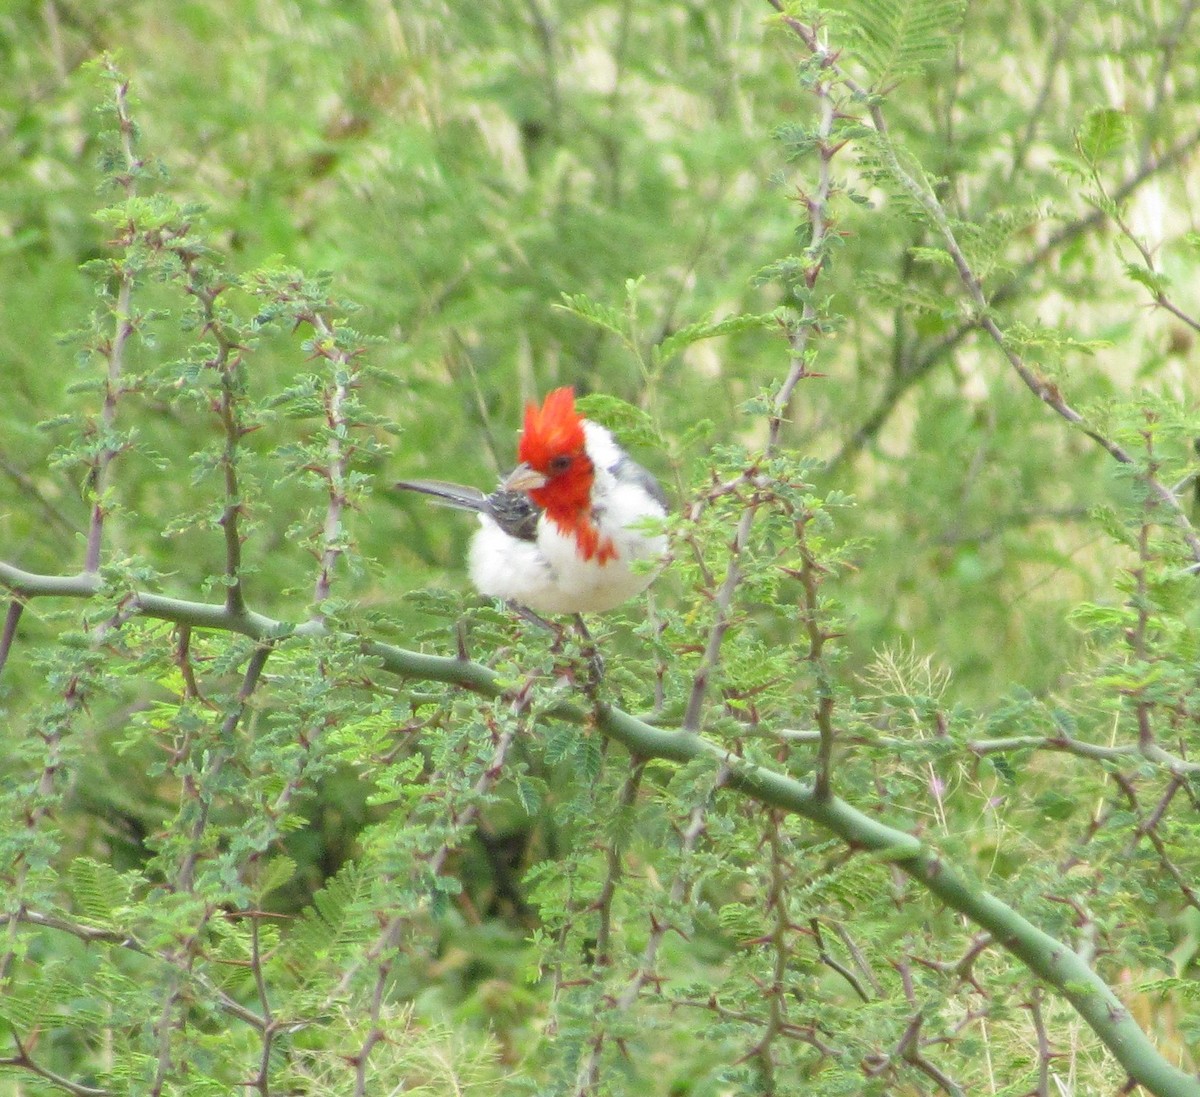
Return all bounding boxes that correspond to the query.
[468,421,666,615]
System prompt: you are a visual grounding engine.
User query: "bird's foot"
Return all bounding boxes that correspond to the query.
[507,604,603,696]
[571,614,605,695]
[508,602,560,634]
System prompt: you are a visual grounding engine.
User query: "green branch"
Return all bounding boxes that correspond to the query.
[1,559,1195,1095]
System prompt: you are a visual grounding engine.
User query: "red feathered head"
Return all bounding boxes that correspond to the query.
[516,387,613,562]
[517,387,586,472]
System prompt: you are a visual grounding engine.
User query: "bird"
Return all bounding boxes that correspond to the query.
[395,387,667,616]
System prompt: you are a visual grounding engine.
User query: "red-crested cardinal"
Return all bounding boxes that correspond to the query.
[396,387,667,615]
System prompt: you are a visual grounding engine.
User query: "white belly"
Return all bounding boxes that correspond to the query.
[469,511,664,615]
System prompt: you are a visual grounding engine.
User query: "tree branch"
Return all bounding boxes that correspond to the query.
[84,70,140,575]
[1,559,1195,1095]
[682,47,838,736]
[829,110,1200,470]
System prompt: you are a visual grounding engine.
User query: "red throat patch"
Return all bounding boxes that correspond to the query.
[553,514,617,564]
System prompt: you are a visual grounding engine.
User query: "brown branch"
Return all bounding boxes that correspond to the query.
[1116,774,1200,913]
[0,1034,110,1097]
[307,312,356,613]
[748,809,797,1090]
[682,48,838,734]
[572,771,721,1097]
[593,761,646,968]
[810,918,871,1002]
[796,526,836,799]
[84,71,141,574]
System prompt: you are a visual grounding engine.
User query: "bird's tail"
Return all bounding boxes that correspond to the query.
[394,479,489,513]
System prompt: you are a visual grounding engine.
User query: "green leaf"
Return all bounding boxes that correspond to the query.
[70,857,133,923]
[847,0,965,86]
[554,292,627,340]
[255,855,298,900]
[1076,107,1132,163]
[656,312,777,367]
[1122,262,1169,297]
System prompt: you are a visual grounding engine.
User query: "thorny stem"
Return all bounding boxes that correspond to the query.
[177,645,271,892]
[810,918,871,1002]
[308,312,355,613]
[213,302,248,617]
[249,915,275,1097]
[85,73,140,574]
[751,810,797,1091]
[176,264,251,617]
[347,712,522,1096]
[1115,773,1200,913]
[573,767,724,1097]
[682,51,838,737]
[1130,432,1158,753]
[1028,986,1053,1097]
[593,761,647,968]
[667,996,839,1055]
[769,7,1200,566]
[832,919,885,996]
[151,644,271,1095]
[796,524,836,799]
[175,624,202,700]
[968,731,1200,776]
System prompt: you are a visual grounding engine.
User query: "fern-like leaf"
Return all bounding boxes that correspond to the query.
[278,860,376,980]
[655,312,777,368]
[847,0,965,88]
[70,857,134,925]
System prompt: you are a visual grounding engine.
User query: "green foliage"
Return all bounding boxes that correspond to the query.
[845,0,966,89]
[2,2,1200,1096]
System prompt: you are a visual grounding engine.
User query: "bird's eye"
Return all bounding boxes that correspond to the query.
[548,454,573,474]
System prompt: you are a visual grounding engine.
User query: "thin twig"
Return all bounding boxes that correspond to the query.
[682,45,838,735]
[0,1035,110,1097]
[308,313,356,613]
[593,761,647,968]
[775,10,1200,564]
[573,766,725,1096]
[84,72,140,574]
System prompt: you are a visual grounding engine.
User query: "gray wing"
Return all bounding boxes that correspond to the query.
[395,479,541,543]
[611,454,670,512]
[484,489,541,542]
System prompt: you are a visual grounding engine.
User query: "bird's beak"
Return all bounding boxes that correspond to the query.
[501,462,547,493]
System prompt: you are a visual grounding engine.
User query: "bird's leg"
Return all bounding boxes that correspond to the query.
[572,613,605,690]
[509,602,562,636]
[509,602,571,658]
[506,603,602,691]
